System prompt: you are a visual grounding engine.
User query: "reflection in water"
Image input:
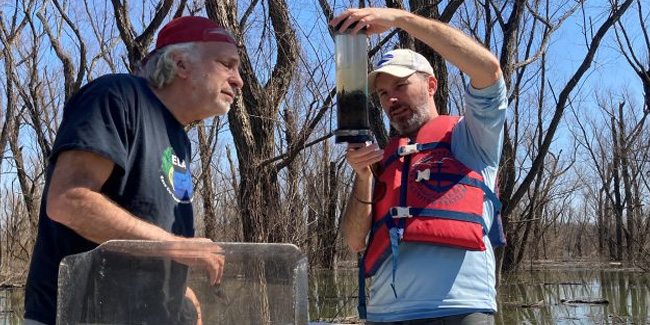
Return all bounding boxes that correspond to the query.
[1,268,649,324]
[0,288,24,325]
[309,268,650,324]
[308,268,359,322]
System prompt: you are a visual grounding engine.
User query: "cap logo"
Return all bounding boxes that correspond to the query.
[377,53,394,67]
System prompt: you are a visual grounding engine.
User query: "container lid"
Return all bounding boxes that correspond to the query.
[335,21,367,34]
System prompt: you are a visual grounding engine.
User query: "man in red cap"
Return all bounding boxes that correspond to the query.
[24,16,243,325]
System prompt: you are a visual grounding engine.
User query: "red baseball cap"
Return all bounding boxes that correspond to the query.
[152,16,236,53]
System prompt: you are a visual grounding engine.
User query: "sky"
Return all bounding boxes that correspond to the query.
[0,0,647,184]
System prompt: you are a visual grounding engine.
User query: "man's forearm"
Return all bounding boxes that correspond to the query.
[49,187,179,244]
[341,174,373,252]
[395,12,501,88]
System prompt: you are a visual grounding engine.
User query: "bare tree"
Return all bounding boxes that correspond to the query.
[110,0,177,72]
[205,0,340,244]
[571,91,649,263]
[496,0,634,273]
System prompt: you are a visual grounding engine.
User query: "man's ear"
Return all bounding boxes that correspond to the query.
[171,51,189,79]
[427,74,438,96]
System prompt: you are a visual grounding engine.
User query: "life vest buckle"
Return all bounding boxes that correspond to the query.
[398,143,419,156]
[390,206,412,218]
[415,169,431,182]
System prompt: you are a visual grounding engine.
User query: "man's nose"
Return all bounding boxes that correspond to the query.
[230,69,244,89]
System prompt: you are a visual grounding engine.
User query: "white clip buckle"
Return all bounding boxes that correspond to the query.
[398,144,419,156]
[391,206,412,218]
[415,169,431,182]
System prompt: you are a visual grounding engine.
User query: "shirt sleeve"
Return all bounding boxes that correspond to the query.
[452,78,508,168]
[50,80,131,171]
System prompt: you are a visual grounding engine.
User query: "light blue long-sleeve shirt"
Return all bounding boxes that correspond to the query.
[366,78,508,322]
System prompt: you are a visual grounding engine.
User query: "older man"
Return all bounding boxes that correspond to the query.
[24,16,242,325]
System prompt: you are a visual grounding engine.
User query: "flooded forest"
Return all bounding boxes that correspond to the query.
[0,0,649,323]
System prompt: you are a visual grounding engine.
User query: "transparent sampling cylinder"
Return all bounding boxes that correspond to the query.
[335,25,372,143]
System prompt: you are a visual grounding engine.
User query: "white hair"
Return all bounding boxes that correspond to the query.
[138,42,200,89]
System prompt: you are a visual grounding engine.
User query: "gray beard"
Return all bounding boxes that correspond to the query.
[390,88,431,136]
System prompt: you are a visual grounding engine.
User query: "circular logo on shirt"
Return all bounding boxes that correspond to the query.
[160,147,193,203]
[409,149,468,207]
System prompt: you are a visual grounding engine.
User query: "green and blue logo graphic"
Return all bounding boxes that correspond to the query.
[161,147,193,203]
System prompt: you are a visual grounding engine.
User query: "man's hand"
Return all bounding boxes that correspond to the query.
[169,238,226,285]
[330,8,406,35]
[346,143,384,179]
[106,239,226,285]
[331,7,502,89]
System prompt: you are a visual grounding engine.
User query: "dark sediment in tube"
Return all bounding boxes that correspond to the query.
[337,89,369,130]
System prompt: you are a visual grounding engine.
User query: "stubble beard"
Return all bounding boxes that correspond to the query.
[215,97,232,116]
[390,88,432,136]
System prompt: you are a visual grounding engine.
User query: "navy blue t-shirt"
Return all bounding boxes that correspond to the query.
[24,74,196,324]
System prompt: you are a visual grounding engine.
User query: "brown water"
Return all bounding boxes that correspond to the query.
[308,267,650,324]
[0,288,24,324]
[2,267,648,324]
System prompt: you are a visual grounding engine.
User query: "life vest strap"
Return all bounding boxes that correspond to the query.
[384,141,453,167]
[458,176,502,212]
[398,143,420,156]
[389,207,488,234]
[390,206,412,218]
[358,253,367,319]
[397,141,453,156]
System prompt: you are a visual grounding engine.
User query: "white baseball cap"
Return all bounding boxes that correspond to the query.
[368,49,435,92]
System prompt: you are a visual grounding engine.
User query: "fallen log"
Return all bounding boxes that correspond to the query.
[560,298,609,305]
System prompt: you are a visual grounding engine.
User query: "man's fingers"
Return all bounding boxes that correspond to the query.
[329,9,355,29]
[347,146,384,164]
[205,253,225,285]
[215,255,225,283]
[206,257,218,285]
[347,143,381,156]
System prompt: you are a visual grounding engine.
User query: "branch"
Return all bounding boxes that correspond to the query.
[262,132,334,168]
[266,0,299,104]
[440,0,465,23]
[513,0,582,69]
[52,0,87,94]
[505,0,635,216]
[273,87,337,170]
[240,0,260,28]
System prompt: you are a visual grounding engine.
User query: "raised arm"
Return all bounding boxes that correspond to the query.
[330,8,502,89]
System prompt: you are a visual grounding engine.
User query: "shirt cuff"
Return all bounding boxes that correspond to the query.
[468,78,506,98]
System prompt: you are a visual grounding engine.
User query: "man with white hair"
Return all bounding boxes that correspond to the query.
[332,8,507,325]
[24,16,243,325]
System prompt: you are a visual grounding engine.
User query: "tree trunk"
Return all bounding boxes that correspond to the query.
[617,103,635,261]
[197,121,218,240]
[409,0,454,115]
[206,0,299,243]
[611,116,624,261]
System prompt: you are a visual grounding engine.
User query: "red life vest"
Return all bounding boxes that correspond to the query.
[362,115,502,277]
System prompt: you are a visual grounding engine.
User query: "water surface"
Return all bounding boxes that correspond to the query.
[309,267,650,324]
[2,267,648,324]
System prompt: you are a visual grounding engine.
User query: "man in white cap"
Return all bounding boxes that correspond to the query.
[331,8,507,325]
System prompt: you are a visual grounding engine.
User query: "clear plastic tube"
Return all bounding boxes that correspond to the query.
[334,27,371,143]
